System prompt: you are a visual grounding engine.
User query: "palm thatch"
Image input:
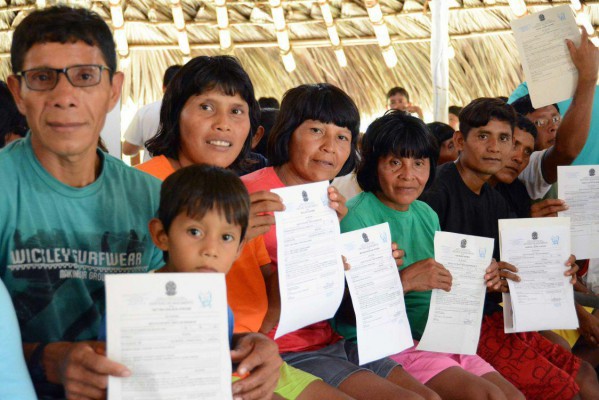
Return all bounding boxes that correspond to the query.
[1,0,597,124]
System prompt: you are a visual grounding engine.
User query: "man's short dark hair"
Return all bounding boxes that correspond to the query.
[163,65,182,88]
[0,81,27,147]
[11,6,116,74]
[459,98,517,137]
[510,94,559,116]
[386,87,410,102]
[158,164,250,260]
[258,97,280,109]
[515,114,537,140]
[427,122,454,145]
[357,110,439,193]
[448,105,462,116]
[146,55,259,171]
[267,83,360,177]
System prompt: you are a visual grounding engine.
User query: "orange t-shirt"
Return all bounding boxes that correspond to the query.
[136,156,270,333]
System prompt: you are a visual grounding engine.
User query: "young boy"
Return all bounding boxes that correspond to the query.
[386,87,423,119]
[148,164,282,399]
[420,98,599,399]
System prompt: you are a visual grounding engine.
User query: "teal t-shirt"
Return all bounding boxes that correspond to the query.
[335,192,440,341]
[0,135,163,343]
[509,82,599,166]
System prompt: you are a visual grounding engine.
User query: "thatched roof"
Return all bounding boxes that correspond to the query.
[1,0,597,124]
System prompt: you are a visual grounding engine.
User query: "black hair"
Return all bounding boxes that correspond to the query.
[146,56,259,171]
[448,105,462,116]
[158,164,250,261]
[515,114,537,140]
[386,86,410,102]
[357,110,439,193]
[11,6,116,75]
[267,83,360,177]
[0,81,28,147]
[510,94,559,116]
[163,65,182,88]
[459,97,517,137]
[427,122,454,145]
[258,97,280,109]
[255,107,279,158]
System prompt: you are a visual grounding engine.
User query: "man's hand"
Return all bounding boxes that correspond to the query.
[44,341,130,400]
[565,254,578,285]
[246,191,284,241]
[231,333,282,400]
[400,258,452,293]
[327,186,347,222]
[567,29,599,84]
[530,199,568,218]
[488,259,520,293]
[392,242,405,268]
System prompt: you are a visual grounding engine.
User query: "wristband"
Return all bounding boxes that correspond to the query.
[27,342,48,383]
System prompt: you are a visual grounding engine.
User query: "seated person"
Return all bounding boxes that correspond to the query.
[427,122,457,165]
[148,164,282,397]
[420,97,599,399]
[448,105,461,131]
[0,81,27,148]
[386,87,423,119]
[0,279,36,400]
[335,110,523,400]
[510,30,598,200]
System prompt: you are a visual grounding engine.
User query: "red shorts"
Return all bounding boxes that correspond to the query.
[477,312,581,400]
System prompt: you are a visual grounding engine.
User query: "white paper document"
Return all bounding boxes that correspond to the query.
[499,218,578,333]
[272,180,345,339]
[558,165,599,259]
[106,273,232,400]
[511,5,580,108]
[341,223,412,364]
[417,232,493,355]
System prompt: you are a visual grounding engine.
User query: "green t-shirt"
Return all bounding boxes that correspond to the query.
[335,192,440,341]
[0,135,163,343]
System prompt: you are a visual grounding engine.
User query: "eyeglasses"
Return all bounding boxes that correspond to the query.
[17,65,112,91]
[533,116,561,128]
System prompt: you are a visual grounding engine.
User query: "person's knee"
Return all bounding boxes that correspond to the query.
[577,361,599,385]
[484,385,507,400]
[421,391,441,400]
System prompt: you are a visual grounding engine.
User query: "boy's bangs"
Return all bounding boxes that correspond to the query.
[185,192,248,230]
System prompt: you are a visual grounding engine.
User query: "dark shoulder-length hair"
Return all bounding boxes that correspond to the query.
[267,83,360,177]
[145,56,260,171]
[357,110,439,193]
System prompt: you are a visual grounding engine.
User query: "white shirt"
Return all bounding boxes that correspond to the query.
[518,148,552,200]
[123,100,162,162]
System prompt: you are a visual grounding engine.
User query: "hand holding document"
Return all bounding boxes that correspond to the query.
[499,218,578,333]
[511,5,580,108]
[341,223,412,364]
[271,181,345,339]
[558,165,599,259]
[417,232,493,355]
[106,273,232,400]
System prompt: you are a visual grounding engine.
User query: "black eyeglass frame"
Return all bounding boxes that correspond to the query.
[16,64,113,91]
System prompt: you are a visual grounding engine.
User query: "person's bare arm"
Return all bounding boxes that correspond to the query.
[28,341,130,400]
[543,30,599,183]
[122,141,141,156]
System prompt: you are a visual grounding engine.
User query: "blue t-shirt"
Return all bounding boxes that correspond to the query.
[509,82,599,165]
[0,135,163,344]
[0,279,36,400]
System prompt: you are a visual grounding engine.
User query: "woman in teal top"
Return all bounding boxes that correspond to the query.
[334,111,524,400]
[0,278,36,399]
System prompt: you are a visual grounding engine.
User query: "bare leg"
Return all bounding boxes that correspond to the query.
[296,380,355,400]
[385,366,441,400]
[481,372,525,400]
[338,370,424,400]
[575,361,599,399]
[539,330,572,351]
[426,366,509,400]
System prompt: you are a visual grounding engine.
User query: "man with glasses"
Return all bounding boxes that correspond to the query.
[510,30,599,201]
